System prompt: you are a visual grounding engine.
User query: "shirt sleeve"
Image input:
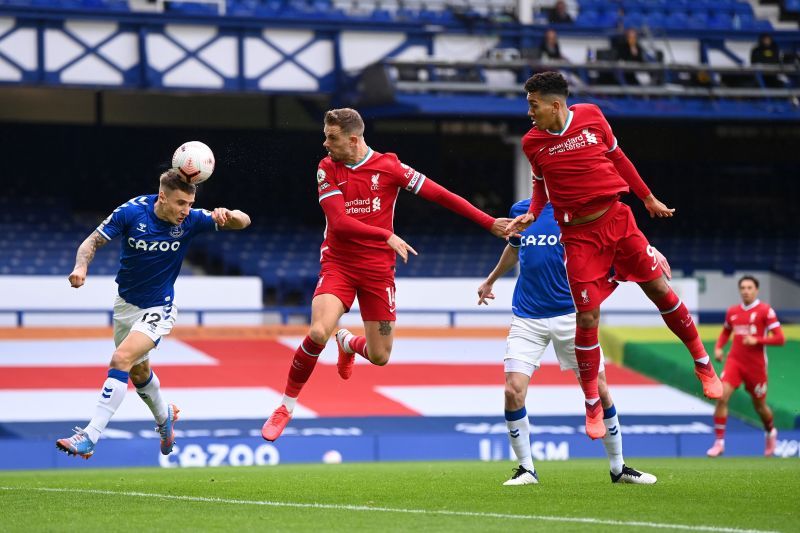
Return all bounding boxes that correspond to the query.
[190,208,218,234]
[316,159,342,203]
[766,306,781,331]
[593,104,618,153]
[508,205,522,248]
[723,309,732,330]
[389,155,427,195]
[96,199,134,241]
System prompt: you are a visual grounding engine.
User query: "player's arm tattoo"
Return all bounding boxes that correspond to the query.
[379,321,393,336]
[74,232,108,269]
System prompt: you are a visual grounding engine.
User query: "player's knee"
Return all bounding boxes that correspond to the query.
[369,348,391,366]
[110,348,137,370]
[504,384,525,408]
[307,325,332,346]
[576,311,599,329]
[643,278,670,300]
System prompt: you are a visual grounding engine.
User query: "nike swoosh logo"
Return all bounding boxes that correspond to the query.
[389,307,396,313]
[651,263,658,270]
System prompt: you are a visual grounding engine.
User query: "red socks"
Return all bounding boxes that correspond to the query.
[285,336,325,398]
[714,416,727,440]
[575,326,601,401]
[349,335,370,360]
[656,290,707,361]
[763,413,774,433]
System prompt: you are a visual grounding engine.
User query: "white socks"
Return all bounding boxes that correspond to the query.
[282,395,297,412]
[602,405,625,475]
[134,370,168,426]
[84,369,129,443]
[505,406,534,471]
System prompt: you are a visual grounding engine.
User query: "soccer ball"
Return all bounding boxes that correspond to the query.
[172,141,215,184]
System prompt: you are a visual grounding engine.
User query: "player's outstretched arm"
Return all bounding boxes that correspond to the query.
[212,208,251,230]
[478,244,519,305]
[69,232,108,288]
[387,234,418,264]
[415,178,507,237]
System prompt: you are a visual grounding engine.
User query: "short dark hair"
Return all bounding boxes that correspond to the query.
[159,168,197,195]
[524,71,569,98]
[738,275,759,289]
[324,108,365,136]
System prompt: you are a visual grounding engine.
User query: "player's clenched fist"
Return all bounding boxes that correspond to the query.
[211,207,233,226]
[68,267,87,288]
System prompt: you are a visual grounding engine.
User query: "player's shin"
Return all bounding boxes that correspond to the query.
[601,404,624,475]
[283,336,325,410]
[575,326,601,402]
[134,370,168,425]
[656,290,707,362]
[505,406,534,471]
[84,369,129,443]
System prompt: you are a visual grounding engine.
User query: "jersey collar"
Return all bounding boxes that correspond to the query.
[345,147,373,169]
[740,299,760,311]
[546,110,573,136]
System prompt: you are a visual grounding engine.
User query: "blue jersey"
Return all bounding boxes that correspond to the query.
[96,194,217,308]
[508,200,575,319]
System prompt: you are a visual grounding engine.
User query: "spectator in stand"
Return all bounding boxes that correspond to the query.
[751,33,783,88]
[540,29,565,61]
[548,0,573,24]
[615,28,646,85]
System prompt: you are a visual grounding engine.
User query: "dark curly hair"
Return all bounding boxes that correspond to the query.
[524,71,569,97]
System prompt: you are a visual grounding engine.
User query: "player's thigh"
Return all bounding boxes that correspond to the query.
[551,313,606,373]
[115,298,177,366]
[309,293,347,341]
[356,272,396,323]
[505,316,551,370]
[743,370,768,400]
[611,208,662,284]
[721,360,743,391]
[313,266,357,314]
[562,238,616,312]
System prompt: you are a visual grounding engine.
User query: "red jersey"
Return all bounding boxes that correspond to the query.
[722,299,780,368]
[522,103,642,223]
[315,148,428,272]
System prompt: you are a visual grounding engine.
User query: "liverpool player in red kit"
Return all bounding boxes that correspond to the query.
[262,108,511,441]
[505,72,722,440]
[707,275,785,457]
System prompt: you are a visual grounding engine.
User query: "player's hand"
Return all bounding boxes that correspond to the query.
[477,280,495,305]
[68,267,87,288]
[504,213,535,238]
[387,234,418,263]
[489,218,514,238]
[743,335,759,346]
[643,194,675,219]
[211,208,233,227]
[714,347,724,362]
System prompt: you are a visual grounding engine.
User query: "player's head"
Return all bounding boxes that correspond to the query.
[157,169,196,226]
[738,275,759,304]
[524,71,569,131]
[323,108,365,163]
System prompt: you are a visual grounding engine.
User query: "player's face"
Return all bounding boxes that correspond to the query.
[527,92,556,131]
[160,189,195,226]
[739,280,758,305]
[323,125,357,163]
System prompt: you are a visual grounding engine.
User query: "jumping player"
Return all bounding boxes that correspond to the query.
[261,108,511,441]
[479,199,656,485]
[707,275,785,457]
[56,169,251,458]
[505,71,722,440]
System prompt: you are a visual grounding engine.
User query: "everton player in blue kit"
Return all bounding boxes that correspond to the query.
[478,200,656,485]
[56,169,251,459]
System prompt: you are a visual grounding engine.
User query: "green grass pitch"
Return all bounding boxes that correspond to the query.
[1,458,797,532]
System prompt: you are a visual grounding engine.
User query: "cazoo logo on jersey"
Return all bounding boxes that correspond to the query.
[128,238,181,252]
[518,234,560,247]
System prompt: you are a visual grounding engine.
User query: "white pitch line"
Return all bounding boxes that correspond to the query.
[0,486,779,533]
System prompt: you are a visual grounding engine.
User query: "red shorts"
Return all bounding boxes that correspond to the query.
[313,263,397,322]
[722,358,768,398]
[561,201,663,312]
